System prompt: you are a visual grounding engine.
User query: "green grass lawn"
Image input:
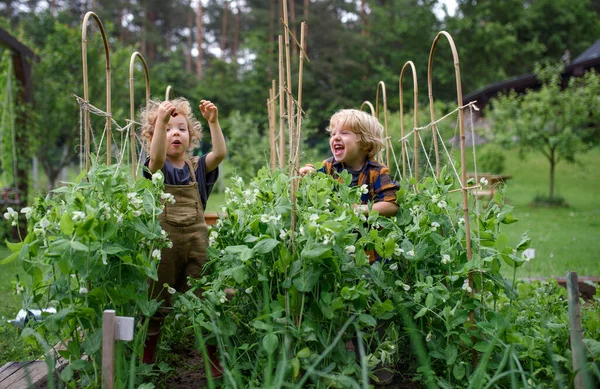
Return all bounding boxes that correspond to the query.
[466,146,600,279]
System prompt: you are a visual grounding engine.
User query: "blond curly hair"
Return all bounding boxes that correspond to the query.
[328,109,384,160]
[139,97,203,156]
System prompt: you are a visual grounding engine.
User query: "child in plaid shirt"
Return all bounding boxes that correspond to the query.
[300,109,399,218]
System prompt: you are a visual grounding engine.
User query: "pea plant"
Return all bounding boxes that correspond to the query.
[2,163,169,388]
[171,166,552,388]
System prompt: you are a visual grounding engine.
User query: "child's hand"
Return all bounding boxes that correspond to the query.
[199,100,219,123]
[157,101,177,125]
[299,165,315,176]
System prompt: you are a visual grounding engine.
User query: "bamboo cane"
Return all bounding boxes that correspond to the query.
[283,0,295,172]
[129,52,150,179]
[375,81,390,166]
[399,61,418,182]
[81,12,111,170]
[360,101,375,116]
[294,22,306,176]
[268,83,277,170]
[567,272,592,389]
[278,35,285,169]
[428,30,475,365]
[165,85,174,100]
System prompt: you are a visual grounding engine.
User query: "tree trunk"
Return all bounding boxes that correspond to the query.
[119,1,128,43]
[232,2,240,62]
[360,0,368,36]
[141,2,147,56]
[185,1,193,73]
[289,0,296,56]
[196,2,204,79]
[220,0,229,60]
[549,147,556,199]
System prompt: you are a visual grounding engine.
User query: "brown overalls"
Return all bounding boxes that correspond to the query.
[148,157,209,333]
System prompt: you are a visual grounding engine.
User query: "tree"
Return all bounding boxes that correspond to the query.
[488,64,600,201]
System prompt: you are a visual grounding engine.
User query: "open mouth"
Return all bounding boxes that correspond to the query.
[333,144,344,156]
[172,140,182,145]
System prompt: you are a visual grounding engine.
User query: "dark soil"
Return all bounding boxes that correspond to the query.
[158,341,421,389]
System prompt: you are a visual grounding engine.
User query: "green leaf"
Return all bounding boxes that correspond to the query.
[452,363,465,380]
[495,233,508,252]
[252,321,272,331]
[232,265,248,283]
[414,307,428,319]
[262,333,278,354]
[253,238,280,254]
[69,240,89,251]
[60,213,74,235]
[5,240,23,253]
[0,250,19,265]
[290,357,300,378]
[300,245,331,260]
[516,231,531,252]
[358,314,377,327]
[293,266,323,292]
[296,347,311,358]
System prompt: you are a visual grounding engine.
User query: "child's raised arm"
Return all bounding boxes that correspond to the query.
[148,101,177,173]
[200,99,227,173]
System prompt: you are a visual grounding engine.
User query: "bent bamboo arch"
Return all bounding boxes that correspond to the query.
[427,31,475,363]
[360,100,375,116]
[375,81,390,166]
[399,60,418,181]
[81,11,111,171]
[129,51,150,178]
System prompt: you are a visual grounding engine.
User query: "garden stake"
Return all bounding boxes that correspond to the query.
[278,35,285,169]
[128,51,150,179]
[81,11,111,171]
[399,60,418,181]
[427,30,477,366]
[102,310,116,389]
[282,0,294,173]
[375,81,390,166]
[567,272,592,389]
[268,83,276,169]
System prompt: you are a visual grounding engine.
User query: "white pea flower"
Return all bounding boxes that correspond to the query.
[402,284,410,291]
[480,177,489,186]
[260,214,269,223]
[175,314,183,320]
[462,280,472,293]
[299,226,305,236]
[152,249,161,260]
[219,295,227,304]
[279,229,287,240]
[324,198,331,206]
[161,229,167,237]
[431,221,440,232]
[209,230,218,244]
[160,193,176,204]
[309,214,319,222]
[245,287,253,294]
[4,207,18,225]
[167,286,177,295]
[344,245,356,254]
[220,206,227,213]
[132,210,142,217]
[152,171,163,185]
[431,194,440,203]
[394,246,404,257]
[79,286,88,294]
[359,184,369,195]
[441,254,451,264]
[166,240,173,249]
[20,207,33,220]
[437,200,447,209]
[458,217,465,226]
[72,211,86,222]
[407,250,415,257]
[389,263,398,271]
[40,218,50,228]
[426,332,433,342]
[15,282,24,295]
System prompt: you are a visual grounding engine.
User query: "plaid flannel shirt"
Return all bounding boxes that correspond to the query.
[318,157,398,205]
